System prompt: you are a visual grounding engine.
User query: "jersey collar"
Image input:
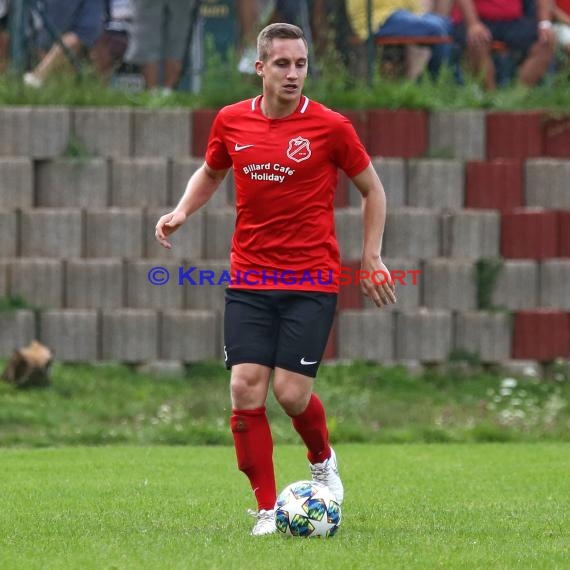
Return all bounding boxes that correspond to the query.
[251,95,310,117]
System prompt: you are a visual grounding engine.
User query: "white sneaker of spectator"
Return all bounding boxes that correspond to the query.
[23,72,43,88]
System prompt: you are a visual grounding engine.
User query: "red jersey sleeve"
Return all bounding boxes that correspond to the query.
[330,114,370,178]
[205,109,233,171]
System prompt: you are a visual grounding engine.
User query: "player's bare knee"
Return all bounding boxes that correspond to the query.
[230,373,265,408]
[274,387,310,416]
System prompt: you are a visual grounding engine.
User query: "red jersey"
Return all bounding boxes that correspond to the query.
[557,0,570,15]
[205,95,370,293]
[452,0,523,23]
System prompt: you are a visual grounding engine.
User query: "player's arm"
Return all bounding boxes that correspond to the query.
[351,162,397,308]
[155,162,229,250]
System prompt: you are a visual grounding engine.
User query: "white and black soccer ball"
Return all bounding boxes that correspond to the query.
[274,480,341,538]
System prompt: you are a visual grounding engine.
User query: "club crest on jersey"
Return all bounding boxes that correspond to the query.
[287,136,312,163]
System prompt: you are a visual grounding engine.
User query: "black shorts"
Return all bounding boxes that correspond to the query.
[224,289,337,378]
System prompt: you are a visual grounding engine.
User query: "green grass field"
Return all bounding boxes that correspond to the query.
[1,444,568,569]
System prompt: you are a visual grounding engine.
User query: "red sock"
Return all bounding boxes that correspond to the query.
[290,393,331,464]
[230,407,276,510]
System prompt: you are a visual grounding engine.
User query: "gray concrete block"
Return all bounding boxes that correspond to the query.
[492,261,538,310]
[133,109,191,157]
[160,310,219,361]
[407,159,464,209]
[0,211,17,258]
[0,107,32,155]
[335,208,362,260]
[85,208,143,258]
[171,157,231,210]
[10,259,63,308]
[382,257,422,311]
[184,260,230,310]
[429,110,486,160]
[441,209,500,258]
[145,207,204,260]
[0,310,36,357]
[525,159,570,208]
[126,259,184,309]
[35,158,109,207]
[383,207,440,258]
[204,209,236,259]
[101,309,158,362]
[539,260,570,309]
[30,107,71,158]
[455,311,512,362]
[65,259,124,309]
[338,310,395,361]
[423,258,476,310]
[111,158,168,207]
[396,309,453,362]
[348,158,406,208]
[40,309,99,362]
[0,158,33,208]
[20,208,83,258]
[72,107,132,157]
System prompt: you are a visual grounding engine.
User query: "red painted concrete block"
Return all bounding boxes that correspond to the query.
[543,116,570,158]
[323,318,338,360]
[337,260,363,310]
[465,160,523,212]
[513,310,570,360]
[367,109,428,158]
[486,111,544,160]
[338,109,369,152]
[501,209,558,259]
[191,109,219,157]
[558,210,570,257]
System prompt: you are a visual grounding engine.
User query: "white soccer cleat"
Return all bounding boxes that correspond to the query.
[248,508,277,536]
[310,447,344,505]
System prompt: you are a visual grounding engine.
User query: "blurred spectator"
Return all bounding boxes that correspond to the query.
[125,0,193,91]
[0,0,8,74]
[90,0,131,82]
[452,0,555,89]
[346,0,452,79]
[237,0,260,73]
[553,0,570,56]
[23,0,104,88]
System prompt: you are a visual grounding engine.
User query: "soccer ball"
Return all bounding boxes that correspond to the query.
[274,480,341,538]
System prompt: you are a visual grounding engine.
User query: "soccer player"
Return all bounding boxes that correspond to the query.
[155,22,396,536]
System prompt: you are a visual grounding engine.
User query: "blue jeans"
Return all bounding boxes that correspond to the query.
[377,10,452,77]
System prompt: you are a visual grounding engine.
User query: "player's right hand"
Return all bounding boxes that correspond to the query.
[155,210,187,249]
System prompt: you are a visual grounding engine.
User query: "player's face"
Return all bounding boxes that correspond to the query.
[257,38,308,104]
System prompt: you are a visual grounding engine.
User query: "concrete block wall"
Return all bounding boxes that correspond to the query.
[0,106,569,365]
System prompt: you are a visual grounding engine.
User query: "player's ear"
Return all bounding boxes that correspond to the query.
[255,61,264,77]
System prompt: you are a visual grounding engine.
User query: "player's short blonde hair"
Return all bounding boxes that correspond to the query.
[257,23,308,62]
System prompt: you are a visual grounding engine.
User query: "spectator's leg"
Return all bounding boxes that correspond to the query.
[90,32,129,82]
[26,32,82,86]
[125,0,162,90]
[378,10,452,78]
[162,0,194,88]
[0,30,8,73]
[466,42,496,89]
[453,21,496,89]
[518,39,555,86]
[499,18,555,87]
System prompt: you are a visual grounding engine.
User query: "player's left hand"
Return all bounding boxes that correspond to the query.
[360,256,397,308]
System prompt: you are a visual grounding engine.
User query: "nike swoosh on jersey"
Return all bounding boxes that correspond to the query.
[300,357,318,365]
[235,143,254,151]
